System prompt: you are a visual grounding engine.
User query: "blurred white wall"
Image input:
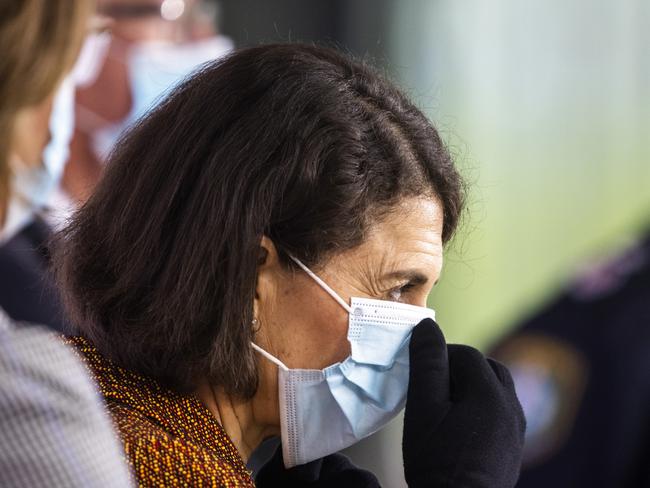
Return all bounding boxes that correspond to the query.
[390,0,649,347]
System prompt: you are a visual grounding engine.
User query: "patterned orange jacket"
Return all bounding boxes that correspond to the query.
[66,336,255,487]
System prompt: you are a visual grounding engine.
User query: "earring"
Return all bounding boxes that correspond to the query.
[251,317,260,332]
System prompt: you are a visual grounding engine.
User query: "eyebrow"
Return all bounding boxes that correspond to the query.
[381,270,433,286]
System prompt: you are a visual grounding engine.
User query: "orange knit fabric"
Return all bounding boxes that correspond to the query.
[65,336,256,487]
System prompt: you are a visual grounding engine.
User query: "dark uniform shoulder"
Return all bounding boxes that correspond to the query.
[491,233,650,487]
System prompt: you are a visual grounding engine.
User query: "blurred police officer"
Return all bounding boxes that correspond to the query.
[492,229,650,487]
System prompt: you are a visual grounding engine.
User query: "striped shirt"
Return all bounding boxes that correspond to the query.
[0,308,133,487]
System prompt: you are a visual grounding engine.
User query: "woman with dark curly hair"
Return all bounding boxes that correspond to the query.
[56,43,525,487]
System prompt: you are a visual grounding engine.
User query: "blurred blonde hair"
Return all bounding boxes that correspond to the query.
[0,0,92,224]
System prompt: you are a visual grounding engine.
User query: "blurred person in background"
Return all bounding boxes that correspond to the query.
[0,10,109,332]
[492,227,650,487]
[0,1,133,485]
[55,43,526,487]
[62,0,232,204]
[0,0,231,331]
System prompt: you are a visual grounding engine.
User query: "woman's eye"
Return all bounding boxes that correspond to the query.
[388,282,415,301]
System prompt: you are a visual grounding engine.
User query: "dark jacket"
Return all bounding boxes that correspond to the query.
[492,233,650,488]
[0,217,68,332]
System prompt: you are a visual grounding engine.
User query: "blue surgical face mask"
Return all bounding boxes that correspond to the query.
[42,76,75,195]
[91,36,234,160]
[252,255,436,468]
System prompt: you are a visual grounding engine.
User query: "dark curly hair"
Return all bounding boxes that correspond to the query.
[54,43,464,398]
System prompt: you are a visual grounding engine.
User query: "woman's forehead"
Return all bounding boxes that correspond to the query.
[333,197,445,277]
[368,197,443,251]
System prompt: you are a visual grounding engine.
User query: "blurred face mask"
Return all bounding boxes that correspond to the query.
[1,32,112,242]
[252,255,435,468]
[91,36,233,160]
[127,37,233,117]
[1,78,75,242]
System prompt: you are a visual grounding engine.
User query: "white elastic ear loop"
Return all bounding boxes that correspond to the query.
[251,343,289,371]
[288,255,352,313]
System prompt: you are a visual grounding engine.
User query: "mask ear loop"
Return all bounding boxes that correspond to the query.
[289,255,352,313]
[251,343,289,371]
[251,255,353,368]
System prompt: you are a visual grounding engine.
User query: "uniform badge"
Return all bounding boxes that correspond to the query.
[492,334,589,466]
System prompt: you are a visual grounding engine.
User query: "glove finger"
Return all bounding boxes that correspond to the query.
[403,319,451,481]
[487,358,527,440]
[447,344,505,402]
[408,318,450,405]
[487,358,516,391]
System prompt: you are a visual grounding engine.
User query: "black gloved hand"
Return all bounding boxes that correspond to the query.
[255,445,380,488]
[403,318,526,487]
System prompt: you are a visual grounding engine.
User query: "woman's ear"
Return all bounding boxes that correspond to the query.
[254,236,281,318]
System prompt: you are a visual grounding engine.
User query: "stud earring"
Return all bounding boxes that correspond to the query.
[251,317,260,332]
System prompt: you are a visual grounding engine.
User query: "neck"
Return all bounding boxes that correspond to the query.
[197,377,280,463]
